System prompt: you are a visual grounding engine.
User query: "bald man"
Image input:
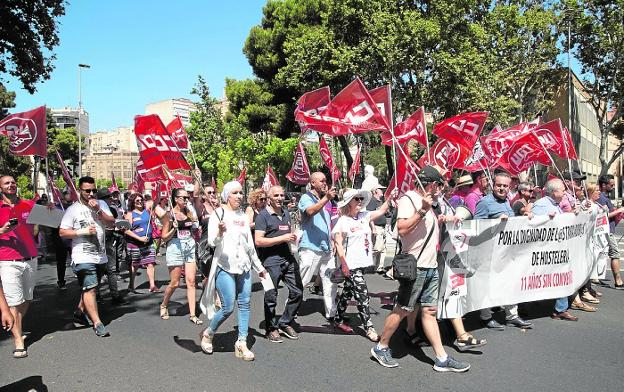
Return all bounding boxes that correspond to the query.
[297,172,341,325]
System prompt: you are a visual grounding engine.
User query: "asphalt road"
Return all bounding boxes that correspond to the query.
[1,245,623,392]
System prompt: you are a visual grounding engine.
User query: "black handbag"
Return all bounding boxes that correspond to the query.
[392,196,435,281]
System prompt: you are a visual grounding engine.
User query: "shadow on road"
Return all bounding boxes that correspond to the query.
[0,375,48,392]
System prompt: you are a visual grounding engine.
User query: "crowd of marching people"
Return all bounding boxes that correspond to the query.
[0,164,622,371]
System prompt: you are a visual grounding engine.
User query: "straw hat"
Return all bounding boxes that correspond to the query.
[455,175,473,188]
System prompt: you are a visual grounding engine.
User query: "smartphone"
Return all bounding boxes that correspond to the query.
[8,218,18,226]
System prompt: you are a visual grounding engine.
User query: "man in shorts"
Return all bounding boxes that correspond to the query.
[371,166,470,372]
[0,175,38,358]
[60,176,115,337]
[597,174,624,289]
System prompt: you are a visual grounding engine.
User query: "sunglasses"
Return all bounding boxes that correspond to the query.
[135,199,144,202]
[81,189,96,194]
[205,191,215,194]
[273,194,285,197]
[259,197,267,201]
[177,196,189,200]
[353,197,364,202]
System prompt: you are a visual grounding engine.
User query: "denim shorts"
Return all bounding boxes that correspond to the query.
[166,237,196,267]
[396,267,439,311]
[72,263,107,291]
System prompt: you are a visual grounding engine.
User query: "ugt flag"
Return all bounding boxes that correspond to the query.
[0,106,48,157]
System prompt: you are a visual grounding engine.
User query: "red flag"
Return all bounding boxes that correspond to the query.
[55,151,78,202]
[319,136,341,184]
[562,127,578,160]
[165,116,190,151]
[417,139,470,172]
[0,106,47,157]
[134,114,191,171]
[457,140,490,172]
[368,85,392,130]
[237,167,247,185]
[130,169,144,193]
[136,158,166,182]
[348,145,361,183]
[296,78,390,136]
[151,181,170,202]
[286,142,311,185]
[384,146,420,199]
[532,119,566,159]
[48,176,63,205]
[381,107,427,146]
[262,166,279,192]
[480,121,539,164]
[109,171,119,193]
[496,132,549,175]
[295,86,333,135]
[165,168,193,190]
[432,112,488,150]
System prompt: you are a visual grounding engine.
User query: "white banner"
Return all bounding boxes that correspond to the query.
[438,211,600,319]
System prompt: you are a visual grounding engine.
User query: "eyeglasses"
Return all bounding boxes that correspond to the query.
[259,197,267,201]
[273,194,285,197]
[81,189,96,194]
[353,197,364,202]
[177,196,189,200]
[205,191,215,194]
[135,199,144,202]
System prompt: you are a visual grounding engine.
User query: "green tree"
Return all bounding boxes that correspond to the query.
[562,0,624,175]
[0,0,66,93]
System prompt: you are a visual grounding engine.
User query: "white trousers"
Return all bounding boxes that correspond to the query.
[299,248,337,319]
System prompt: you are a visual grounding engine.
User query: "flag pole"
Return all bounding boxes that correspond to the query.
[532,133,571,192]
[387,85,399,192]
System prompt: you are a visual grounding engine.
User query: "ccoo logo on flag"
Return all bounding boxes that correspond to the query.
[0,116,39,153]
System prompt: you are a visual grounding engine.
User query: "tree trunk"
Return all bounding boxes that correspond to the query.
[337,136,353,169]
[385,145,394,178]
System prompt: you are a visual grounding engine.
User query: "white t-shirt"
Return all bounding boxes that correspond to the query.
[60,201,112,265]
[332,211,373,270]
[397,191,439,268]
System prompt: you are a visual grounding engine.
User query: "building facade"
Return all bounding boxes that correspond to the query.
[145,98,197,127]
[543,72,622,196]
[50,107,89,135]
[88,126,138,154]
[84,126,140,185]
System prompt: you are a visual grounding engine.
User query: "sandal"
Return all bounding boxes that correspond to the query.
[189,315,204,325]
[570,300,596,312]
[160,305,169,320]
[199,329,213,354]
[366,327,380,342]
[454,332,487,352]
[234,341,255,361]
[13,348,28,359]
[581,293,600,304]
[149,286,163,293]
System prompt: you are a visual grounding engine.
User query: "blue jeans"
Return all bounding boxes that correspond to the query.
[554,297,569,312]
[208,268,251,341]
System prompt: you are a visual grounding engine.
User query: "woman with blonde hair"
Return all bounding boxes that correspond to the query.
[199,181,267,361]
[245,188,267,234]
[159,188,202,324]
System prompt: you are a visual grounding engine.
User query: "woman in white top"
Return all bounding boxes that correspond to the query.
[332,188,392,342]
[199,181,267,361]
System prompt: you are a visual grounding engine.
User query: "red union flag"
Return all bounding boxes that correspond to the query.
[433,112,488,150]
[151,181,170,202]
[457,140,489,172]
[532,119,566,158]
[0,106,47,157]
[562,127,578,160]
[381,106,427,146]
[48,176,63,205]
[368,85,392,130]
[262,166,280,192]
[55,151,78,202]
[237,167,247,185]
[296,78,390,136]
[286,142,310,185]
[165,116,190,151]
[109,172,119,193]
[136,158,166,182]
[480,120,540,163]
[134,114,190,171]
[417,139,470,172]
[384,146,419,199]
[164,168,193,189]
[319,136,341,184]
[497,132,548,175]
[348,145,361,183]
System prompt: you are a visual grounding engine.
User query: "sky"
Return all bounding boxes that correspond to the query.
[4,0,266,132]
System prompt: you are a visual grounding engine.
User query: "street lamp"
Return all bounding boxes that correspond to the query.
[78,63,91,177]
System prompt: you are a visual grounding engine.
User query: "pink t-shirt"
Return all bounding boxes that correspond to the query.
[0,199,37,260]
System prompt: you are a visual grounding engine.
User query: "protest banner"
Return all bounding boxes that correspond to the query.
[437,212,599,319]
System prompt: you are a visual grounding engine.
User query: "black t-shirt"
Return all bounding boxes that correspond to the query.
[254,207,295,267]
[367,197,389,227]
